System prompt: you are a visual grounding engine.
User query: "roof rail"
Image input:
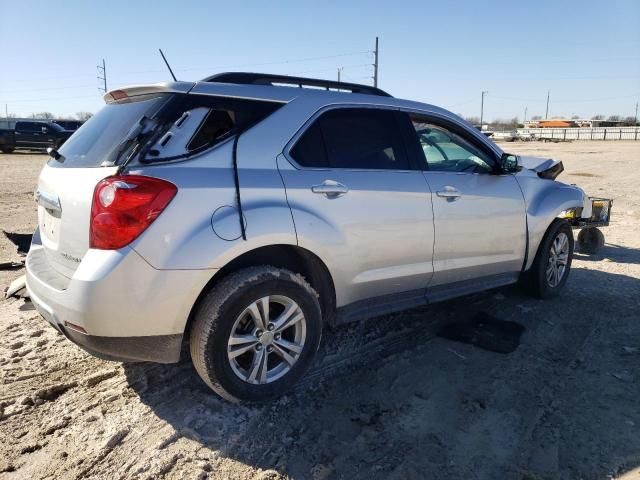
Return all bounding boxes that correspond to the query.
[201,72,392,97]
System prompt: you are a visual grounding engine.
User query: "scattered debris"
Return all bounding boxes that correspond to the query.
[446,348,467,360]
[0,261,24,271]
[4,275,28,300]
[2,231,32,256]
[610,371,634,383]
[438,312,525,354]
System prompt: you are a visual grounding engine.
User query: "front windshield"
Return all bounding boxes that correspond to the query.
[55,93,169,168]
[49,123,65,132]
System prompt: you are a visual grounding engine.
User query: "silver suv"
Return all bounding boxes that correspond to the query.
[26,73,595,401]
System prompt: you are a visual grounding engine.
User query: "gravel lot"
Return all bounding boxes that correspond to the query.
[1,141,639,480]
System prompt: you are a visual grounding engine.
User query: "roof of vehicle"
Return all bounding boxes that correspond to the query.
[202,72,392,97]
[104,73,503,157]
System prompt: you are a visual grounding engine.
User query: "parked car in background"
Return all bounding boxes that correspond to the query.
[53,119,85,131]
[26,73,607,402]
[0,121,73,153]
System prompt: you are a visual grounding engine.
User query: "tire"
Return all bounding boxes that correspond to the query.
[190,266,322,402]
[577,227,605,255]
[1,146,15,153]
[522,219,574,299]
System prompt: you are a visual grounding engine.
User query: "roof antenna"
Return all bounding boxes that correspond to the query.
[158,48,177,81]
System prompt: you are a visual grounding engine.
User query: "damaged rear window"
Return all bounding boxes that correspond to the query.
[139,95,283,163]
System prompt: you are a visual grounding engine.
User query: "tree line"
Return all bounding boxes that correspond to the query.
[462,114,638,130]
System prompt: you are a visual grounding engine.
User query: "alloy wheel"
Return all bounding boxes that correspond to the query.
[227,295,307,384]
[546,232,570,287]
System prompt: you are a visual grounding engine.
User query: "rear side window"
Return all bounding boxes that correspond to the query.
[291,108,409,170]
[290,122,328,168]
[141,96,283,163]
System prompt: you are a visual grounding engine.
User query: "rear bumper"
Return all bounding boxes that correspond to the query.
[31,298,181,363]
[26,239,215,363]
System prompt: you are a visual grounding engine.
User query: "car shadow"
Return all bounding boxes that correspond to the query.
[575,242,640,265]
[123,267,640,479]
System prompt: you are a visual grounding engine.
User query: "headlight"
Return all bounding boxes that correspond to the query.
[558,208,578,219]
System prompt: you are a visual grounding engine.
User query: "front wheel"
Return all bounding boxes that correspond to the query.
[1,146,15,153]
[522,219,574,299]
[190,266,322,402]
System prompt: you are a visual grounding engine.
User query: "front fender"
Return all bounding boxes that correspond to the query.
[516,177,584,270]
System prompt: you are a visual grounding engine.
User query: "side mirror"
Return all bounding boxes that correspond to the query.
[500,153,520,173]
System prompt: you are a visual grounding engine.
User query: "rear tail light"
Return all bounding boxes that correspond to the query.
[90,175,177,250]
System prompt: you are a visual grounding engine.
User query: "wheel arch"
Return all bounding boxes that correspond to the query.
[184,244,337,338]
[523,183,583,271]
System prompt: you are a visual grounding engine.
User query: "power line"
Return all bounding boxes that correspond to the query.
[287,63,370,76]
[116,50,372,77]
[0,84,96,93]
[4,94,99,104]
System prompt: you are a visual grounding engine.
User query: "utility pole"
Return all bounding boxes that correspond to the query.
[337,67,343,82]
[4,104,7,119]
[524,106,528,123]
[635,102,638,125]
[545,90,550,119]
[97,59,107,93]
[372,36,379,88]
[480,91,488,129]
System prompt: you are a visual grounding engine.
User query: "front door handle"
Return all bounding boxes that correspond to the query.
[436,186,462,200]
[311,180,349,198]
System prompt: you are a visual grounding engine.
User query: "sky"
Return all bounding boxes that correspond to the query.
[1,0,639,121]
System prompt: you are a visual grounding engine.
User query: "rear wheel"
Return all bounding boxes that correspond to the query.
[1,146,15,153]
[190,266,322,402]
[522,219,574,299]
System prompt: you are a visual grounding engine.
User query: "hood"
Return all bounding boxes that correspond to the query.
[517,155,564,180]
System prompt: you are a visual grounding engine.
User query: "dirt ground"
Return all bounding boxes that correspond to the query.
[1,142,639,480]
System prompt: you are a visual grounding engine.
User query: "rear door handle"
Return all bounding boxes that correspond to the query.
[436,187,462,199]
[311,180,349,198]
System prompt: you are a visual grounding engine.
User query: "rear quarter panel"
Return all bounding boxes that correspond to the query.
[127,139,298,270]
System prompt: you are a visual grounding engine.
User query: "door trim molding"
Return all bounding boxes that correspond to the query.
[333,272,519,325]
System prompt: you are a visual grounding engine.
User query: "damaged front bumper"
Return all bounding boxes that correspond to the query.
[562,197,613,229]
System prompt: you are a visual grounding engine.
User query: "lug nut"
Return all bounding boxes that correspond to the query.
[267,346,274,353]
[275,333,281,340]
[267,323,275,331]
[255,344,263,351]
[255,330,263,338]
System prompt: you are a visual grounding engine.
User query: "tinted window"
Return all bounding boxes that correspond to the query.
[290,122,328,168]
[410,115,494,173]
[16,122,37,132]
[322,109,408,170]
[290,108,408,170]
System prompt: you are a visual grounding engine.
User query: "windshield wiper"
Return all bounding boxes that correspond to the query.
[46,147,65,163]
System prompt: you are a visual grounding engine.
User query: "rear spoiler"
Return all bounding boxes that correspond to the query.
[103,82,195,104]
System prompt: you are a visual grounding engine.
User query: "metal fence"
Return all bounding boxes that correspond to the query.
[516,127,640,141]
